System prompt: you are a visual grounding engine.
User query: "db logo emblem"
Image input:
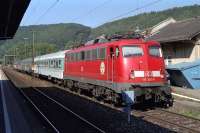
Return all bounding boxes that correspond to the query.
[100,62,105,75]
[145,71,152,77]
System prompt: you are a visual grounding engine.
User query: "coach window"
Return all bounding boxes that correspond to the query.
[58,60,61,68]
[55,60,58,68]
[51,60,53,67]
[52,60,54,67]
[48,60,50,67]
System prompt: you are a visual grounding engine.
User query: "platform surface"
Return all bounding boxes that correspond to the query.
[172,86,200,100]
[0,69,33,133]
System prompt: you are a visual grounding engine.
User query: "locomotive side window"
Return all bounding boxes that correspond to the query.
[98,48,106,59]
[122,45,143,57]
[75,53,78,61]
[92,49,97,60]
[85,50,91,60]
[149,46,162,57]
[71,53,75,62]
[81,51,85,60]
[116,47,120,57]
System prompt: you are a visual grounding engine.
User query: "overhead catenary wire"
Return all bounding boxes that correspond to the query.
[22,0,42,25]
[105,0,164,23]
[71,0,113,22]
[34,0,60,25]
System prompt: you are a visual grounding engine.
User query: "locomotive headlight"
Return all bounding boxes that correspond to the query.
[130,72,135,79]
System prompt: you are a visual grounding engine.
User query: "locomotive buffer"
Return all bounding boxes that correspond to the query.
[122,91,135,124]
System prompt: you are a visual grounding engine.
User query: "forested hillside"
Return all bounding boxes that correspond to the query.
[0,4,200,59]
[91,4,200,37]
[0,23,91,59]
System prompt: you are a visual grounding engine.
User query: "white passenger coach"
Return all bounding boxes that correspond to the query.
[34,50,68,80]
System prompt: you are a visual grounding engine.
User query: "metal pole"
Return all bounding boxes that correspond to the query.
[24,38,29,58]
[15,48,18,62]
[32,31,35,74]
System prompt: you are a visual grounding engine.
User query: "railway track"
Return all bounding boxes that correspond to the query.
[133,109,200,133]
[33,85,200,133]
[4,68,200,133]
[18,87,105,133]
[54,85,200,133]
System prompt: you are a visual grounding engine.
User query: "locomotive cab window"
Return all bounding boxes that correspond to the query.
[149,46,162,57]
[122,45,143,57]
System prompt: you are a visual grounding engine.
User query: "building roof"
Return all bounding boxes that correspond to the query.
[147,17,200,43]
[167,59,200,71]
[0,0,30,40]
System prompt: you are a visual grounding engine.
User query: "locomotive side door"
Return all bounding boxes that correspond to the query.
[107,46,115,83]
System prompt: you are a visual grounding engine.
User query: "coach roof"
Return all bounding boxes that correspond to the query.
[35,50,69,61]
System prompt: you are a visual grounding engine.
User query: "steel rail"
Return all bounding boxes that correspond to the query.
[34,87,106,133]
[133,109,200,133]
[17,87,60,133]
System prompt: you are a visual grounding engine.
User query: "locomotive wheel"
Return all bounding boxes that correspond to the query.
[66,80,74,90]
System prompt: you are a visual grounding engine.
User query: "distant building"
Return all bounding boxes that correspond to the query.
[148,17,200,65]
[150,17,176,36]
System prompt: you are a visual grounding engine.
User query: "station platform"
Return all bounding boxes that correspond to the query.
[0,69,47,133]
[171,86,200,101]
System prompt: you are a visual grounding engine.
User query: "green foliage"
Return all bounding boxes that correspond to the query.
[0,23,91,59]
[91,4,200,38]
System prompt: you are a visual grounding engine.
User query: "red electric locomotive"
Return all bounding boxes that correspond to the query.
[63,34,173,106]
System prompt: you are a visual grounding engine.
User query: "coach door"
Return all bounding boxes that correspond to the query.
[108,47,115,83]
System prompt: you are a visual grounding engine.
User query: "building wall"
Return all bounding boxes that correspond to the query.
[162,40,200,65]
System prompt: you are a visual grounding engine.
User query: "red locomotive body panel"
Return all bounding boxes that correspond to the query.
[64,39,167,91]
[63,38,173,105]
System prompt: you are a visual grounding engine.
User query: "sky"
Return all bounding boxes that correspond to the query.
[20,0,200,28]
